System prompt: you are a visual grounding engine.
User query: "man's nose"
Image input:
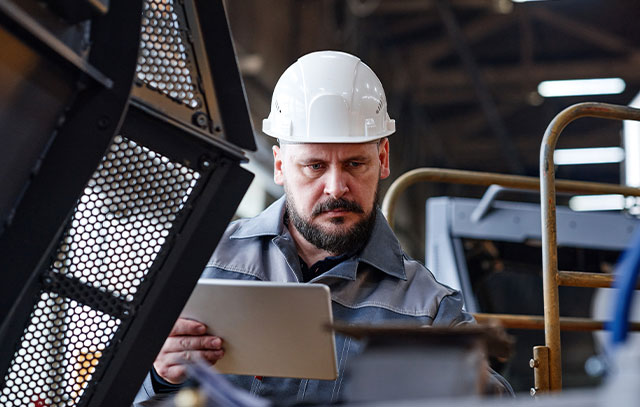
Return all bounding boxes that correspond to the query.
[323,168,349,199]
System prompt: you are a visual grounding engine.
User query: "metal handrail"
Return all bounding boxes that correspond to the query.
[380,102,640,394]
[473,313,640,332]
[381,168,640,229]
[539,102,640,391]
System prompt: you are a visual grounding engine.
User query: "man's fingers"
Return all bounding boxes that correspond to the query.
[154,319,224,384]
[169,318,207,336]
[200,350,225,364]
[161,336,223,353]
[157,349,225,367]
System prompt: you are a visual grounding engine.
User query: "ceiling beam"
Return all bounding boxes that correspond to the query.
[414,86,534,105]
[531,7,640,56]
[408,12,515,65]
[435,0,524,174]
[429,103,520,137]
[417,57,640,88]
[377,14,440,39]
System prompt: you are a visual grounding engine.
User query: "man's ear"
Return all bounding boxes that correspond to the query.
[378,138,390,180]
[273,145,285,185]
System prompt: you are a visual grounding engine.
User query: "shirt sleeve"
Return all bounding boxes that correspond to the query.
[150,366,183,394]
[432,291,475,327]
[131,369,183,407]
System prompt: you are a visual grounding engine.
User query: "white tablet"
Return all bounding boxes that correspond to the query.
[180,278,338,380]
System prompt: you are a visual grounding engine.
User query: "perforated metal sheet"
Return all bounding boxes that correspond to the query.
[0,136,201,406]
[136,0,203,109]
[55,135,199,300]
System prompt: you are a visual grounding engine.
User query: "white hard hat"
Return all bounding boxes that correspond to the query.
[262,50,396,143]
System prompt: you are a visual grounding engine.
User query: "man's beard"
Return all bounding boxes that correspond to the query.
[285,192,378,256]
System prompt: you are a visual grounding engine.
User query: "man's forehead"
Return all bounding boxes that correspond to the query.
[280,141,379,157]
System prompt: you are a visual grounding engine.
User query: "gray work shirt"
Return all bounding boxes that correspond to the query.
[135,197,509,405]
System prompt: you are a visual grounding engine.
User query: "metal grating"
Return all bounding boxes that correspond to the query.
[136,0,203,109]
[0,294,120,407]
[0,135,201,406]
[53,135,199,300]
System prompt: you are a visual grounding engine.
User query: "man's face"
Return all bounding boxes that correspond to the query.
[273,139,390,254]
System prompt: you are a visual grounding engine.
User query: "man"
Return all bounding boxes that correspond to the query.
[135,50,511,404]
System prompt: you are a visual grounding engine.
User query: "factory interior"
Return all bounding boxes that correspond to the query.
[2,0,640,406]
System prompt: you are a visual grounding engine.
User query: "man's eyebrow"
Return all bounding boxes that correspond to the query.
[295,154,372,164]
[342,155,371,162]
[296,157,326,164]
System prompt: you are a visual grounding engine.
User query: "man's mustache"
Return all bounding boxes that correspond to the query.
[312,198,364,217]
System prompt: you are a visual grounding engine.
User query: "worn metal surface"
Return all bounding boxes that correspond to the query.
[558,271,619,288]
[0,1,113,88]
[473,313,640,332]
[532,346,550,395]
[540,102,640,391]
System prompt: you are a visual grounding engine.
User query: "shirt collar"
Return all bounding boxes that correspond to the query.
[230,196,286,239]
[230,195,407,281]
[357,209,407,280]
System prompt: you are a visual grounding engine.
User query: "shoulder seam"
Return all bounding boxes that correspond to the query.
[331,296,437,319]
[204,262,262,279]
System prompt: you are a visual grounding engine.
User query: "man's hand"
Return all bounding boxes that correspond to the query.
[153,318,224,384]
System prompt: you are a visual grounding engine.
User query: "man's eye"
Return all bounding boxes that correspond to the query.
[308,163,323,170]
[348,161,363,168]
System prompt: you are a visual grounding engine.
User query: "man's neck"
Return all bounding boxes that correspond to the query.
[286,222,335,267]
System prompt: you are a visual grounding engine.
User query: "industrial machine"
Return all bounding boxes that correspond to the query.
[0,1,255,406]
[426,191,636,391]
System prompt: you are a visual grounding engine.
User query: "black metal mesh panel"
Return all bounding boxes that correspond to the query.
[0,136,201,406]
[54,135,199,299]
[136,0,203,109]
[1,293,120,407]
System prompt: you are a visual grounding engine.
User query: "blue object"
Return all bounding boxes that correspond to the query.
[610,227,640,346]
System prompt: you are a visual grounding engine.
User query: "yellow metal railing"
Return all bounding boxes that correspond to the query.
[381,102,640,394]
[539,102,640,391]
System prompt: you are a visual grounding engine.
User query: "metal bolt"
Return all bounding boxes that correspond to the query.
[192,112,208,129]
[199,155,216,170]
[122,304,135,318]
[529,358,539,368]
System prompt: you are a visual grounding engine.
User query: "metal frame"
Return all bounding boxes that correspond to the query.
[130,0,256,151]
[0,1,256,406]
[0,1,113,88]
[83,102,253,407]
[425,196,640,313]
[381,102,640,394]
[539,102,640,391]
[0,0,142,343]
[382,168,640,229]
